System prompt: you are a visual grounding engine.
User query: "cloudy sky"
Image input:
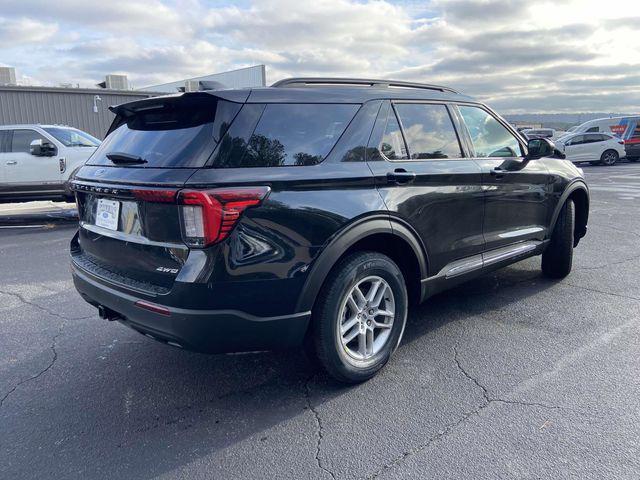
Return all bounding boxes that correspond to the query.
[1,0,639,113]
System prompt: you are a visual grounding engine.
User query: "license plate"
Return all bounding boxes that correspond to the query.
[95,198,120,231]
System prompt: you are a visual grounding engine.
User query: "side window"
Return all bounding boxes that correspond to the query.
[0,131,7,153]
[583,134,600,144]
[394,104,462,159]
[242,103,359,167]
[380,109,409,160]
[11,129,47,153]
[586,126,599,133]
[569,135,584,145]
[459,106,522,158]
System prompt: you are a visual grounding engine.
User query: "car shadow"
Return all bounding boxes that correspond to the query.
[2,259,562,479]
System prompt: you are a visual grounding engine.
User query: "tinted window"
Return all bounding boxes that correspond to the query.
[394,104,462,159]
[212,104,358,168]
[568,135,584,145]
[11,129,47,153]
[380,110,408,160]
[0,131,8,153]
[586,126,599,132]
[43,128,100,147]
[583,134,601,144]
[459,106,522,158]
[89,96,236,168]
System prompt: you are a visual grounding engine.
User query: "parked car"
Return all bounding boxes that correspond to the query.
[522,128,555,139]
[0,125,100,202]
[70,78,589,383]
[569,116,640,162]
[555,132,625,166]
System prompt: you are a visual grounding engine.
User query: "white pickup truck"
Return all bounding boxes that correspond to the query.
[0,124,100,202]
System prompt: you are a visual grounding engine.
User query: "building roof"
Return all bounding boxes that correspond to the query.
[0,85,155,96]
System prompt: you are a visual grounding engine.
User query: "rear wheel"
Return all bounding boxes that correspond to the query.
[311,252,407,383]
[600,149,619,166]
[542,199,575,279]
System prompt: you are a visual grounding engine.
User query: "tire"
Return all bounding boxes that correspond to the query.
[542,199,575,279]
[311,251,408,383]
[600,149,618,166]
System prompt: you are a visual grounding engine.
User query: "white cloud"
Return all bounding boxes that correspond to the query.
[1,0,639,112]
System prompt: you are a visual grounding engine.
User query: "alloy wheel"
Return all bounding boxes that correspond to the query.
[337,275,395,363]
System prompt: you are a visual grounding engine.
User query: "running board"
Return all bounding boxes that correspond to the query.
[431,240,542,281]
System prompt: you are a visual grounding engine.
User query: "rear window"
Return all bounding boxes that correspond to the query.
[88,96,240,168]
[211,103,359,168]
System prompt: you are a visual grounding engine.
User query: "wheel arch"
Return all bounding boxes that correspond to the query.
[295,215,428,314]
[549,180,589,246]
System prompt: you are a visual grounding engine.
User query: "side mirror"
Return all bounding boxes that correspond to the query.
[30,139,57,157]
[525,137,563,160]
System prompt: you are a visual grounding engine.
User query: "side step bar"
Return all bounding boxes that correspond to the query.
[420,240,545,300]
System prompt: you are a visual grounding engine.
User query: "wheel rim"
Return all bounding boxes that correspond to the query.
[337,275,395,363]
[603,152,617,165]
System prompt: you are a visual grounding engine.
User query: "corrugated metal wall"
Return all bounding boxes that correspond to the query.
[0,87,155,139]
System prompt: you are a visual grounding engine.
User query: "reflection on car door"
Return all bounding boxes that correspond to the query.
[456,104,551,252]
[366,100,485,274]
[564,134,586,162]
[4,129,63,193]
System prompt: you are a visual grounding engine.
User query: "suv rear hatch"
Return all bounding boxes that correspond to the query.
[72,92,246,293]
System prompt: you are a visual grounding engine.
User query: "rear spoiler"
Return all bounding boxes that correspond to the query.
[106,89,251,137]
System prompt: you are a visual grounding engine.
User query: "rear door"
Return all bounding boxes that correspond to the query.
[456,104,551,251]
[73,93,241,292]
[366,100,485,274]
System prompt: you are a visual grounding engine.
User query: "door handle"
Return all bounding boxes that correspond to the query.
[387,168,416,185]
[6,161,17,165]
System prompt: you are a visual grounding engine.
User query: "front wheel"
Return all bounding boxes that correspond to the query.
[600,149,619,166]
[311,252,408,383]
[542,199,575,279]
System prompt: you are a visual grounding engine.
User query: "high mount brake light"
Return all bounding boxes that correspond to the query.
[177,187,270,247]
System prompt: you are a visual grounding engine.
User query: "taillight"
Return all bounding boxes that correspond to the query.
[132,188,177,203]
[619,140,625,145]
[177,187,270,247]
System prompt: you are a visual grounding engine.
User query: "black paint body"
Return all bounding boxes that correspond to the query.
[70,84,589,353]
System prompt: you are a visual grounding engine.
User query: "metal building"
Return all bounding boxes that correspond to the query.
[139,65,266,93]
[0,85,155,139]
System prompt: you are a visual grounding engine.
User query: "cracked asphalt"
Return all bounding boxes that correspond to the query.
[2,163,640,479]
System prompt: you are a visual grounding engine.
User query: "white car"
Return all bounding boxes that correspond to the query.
[554,132,625,166]
[0,124,100,202]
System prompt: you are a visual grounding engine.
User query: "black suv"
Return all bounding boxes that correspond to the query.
[70,78,589,383]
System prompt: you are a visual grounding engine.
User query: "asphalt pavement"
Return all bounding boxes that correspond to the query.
[1,164,639,479]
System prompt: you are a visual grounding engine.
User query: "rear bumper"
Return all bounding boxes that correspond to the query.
[625,143,640,158]
[72,265,311,353]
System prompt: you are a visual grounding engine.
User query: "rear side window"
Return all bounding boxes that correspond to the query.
[212,103,359,168]
[459,106,522,158]
[11,129,47,153]
[394,104,462,159]
[89,96,239,168]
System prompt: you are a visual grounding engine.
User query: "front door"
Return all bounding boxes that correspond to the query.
[366,100,485,274]
[563,134,588,163]
[456,105,551,251]
[2,129,64,195]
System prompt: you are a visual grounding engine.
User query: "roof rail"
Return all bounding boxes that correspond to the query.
[271,77,459,94]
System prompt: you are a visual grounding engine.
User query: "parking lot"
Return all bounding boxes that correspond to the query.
[1,163,639,479]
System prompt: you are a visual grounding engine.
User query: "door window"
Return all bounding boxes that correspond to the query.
[567,135,584,146]
[394,104,462,159]
[459,106,522,158]
[583,134,602,144]
[586,126,599,132]
[380,109,409,160]
[10,129,47,153]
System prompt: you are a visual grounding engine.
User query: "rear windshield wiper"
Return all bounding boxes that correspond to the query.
[106,152,148,165]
